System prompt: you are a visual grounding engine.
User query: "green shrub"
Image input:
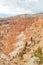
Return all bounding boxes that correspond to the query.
[18,52,23,59]
[34,47,43,64]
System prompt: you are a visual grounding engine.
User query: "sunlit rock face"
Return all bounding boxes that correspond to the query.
[24,57,39,65]
[0,14,43,65]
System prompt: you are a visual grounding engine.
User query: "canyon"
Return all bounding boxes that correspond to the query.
[0,14,43,65]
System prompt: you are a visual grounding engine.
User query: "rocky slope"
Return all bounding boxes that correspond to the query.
[0,14,43,65]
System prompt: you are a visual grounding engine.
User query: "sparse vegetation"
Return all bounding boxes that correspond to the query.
[18,52,23,59]
[30,37,36,45]
[33,47,43,64]
[30,37,40,46]
[18,42,31,59]
[18,42,27,59]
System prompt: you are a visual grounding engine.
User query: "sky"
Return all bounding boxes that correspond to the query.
[0,0,43,17]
